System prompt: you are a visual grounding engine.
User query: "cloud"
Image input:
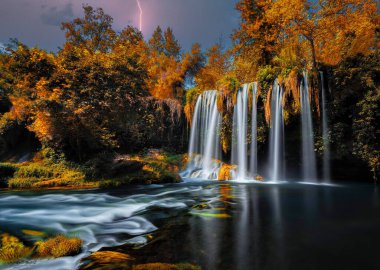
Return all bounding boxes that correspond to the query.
[40,3,74,26]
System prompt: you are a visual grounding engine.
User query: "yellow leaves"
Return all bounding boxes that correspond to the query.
[35,79,56,100]
[237,0,378,68]
[284,69,301,113]
[31,111,54,141]
[147,52,185,99]
[9,95,31,121]
[264,85,272,125]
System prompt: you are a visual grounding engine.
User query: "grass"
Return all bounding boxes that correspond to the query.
[7,162,95,189]
[1,148,186,190]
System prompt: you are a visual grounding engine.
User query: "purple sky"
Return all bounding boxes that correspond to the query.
[0,0,240,52]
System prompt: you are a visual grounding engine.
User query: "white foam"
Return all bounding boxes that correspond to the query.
[0,189,194,270]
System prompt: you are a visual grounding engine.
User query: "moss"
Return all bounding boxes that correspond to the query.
[217,164,236,180]
[7,161,94,189]
[81,251,134,270]
[257,65,281,93]
[22,230,45,237]
[255,175,264,181]
[184,87,201,124]
[34,235,83,258]
[133,263,201,270]
[5,149,184,190]
[0,233,33,263]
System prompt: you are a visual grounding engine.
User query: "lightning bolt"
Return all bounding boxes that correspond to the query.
[136,0,143,31]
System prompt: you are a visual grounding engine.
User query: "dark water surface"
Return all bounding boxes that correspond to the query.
[1,182,379,270]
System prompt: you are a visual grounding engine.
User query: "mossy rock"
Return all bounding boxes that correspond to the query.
[81,251,134,270]
[133,263,201,270]
[0,233,33,263]
[218,164,236,180]
[34,235,83,258]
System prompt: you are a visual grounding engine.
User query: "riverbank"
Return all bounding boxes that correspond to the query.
[0,148,186,191]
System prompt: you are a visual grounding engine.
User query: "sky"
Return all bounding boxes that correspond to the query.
[0,0,241,52]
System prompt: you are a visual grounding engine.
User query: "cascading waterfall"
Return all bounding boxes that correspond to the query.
[182,90,222,180]
[250,82,258,178]
[320,72,331,182]
[300,72,317,182]
[183,72,329,183]
[268,80,285,182]
[231,84,249,180]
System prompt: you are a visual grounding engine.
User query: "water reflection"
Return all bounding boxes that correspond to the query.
[184,183,380,270]
[1,183,380,270]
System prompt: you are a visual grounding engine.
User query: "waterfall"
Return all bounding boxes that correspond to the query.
[231,84,249,180]
[320,72,331,182]
[182,90,222,180]
[268,80,284,182]
[300,72,317,182]
[250,82,258,177]
[183,74,324,182]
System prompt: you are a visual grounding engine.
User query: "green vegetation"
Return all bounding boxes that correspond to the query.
[0,147,184,189]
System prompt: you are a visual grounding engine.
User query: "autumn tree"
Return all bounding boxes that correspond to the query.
[164,27,181,58]
[233,0,280,79]
[195,44,230,90]
[61,5,116,52]
[234,0,379,73]
[149,26,165,54]
[147,27,192,99]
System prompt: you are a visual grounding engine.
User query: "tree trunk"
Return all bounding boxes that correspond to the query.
[308,37,318,70]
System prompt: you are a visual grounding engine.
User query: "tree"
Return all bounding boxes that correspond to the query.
[164,27,181,58]
[147,27,187,99]
[61,5,115,52]
[149,26,165,54]
[353,89,380,182]
[233,0,280,71]
[234,0,379,72]
[118,26,144,46]
[195,44,229,90]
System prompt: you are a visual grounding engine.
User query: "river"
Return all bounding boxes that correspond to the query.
[1,181,380,270]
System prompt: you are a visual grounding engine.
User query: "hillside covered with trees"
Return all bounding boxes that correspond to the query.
[0,0,379,189]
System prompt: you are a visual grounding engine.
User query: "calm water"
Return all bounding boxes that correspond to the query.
[1,182,379,270]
